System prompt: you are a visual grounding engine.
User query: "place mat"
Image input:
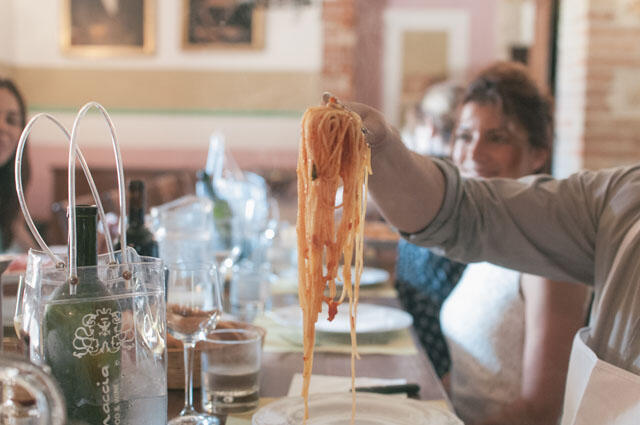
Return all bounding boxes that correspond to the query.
[254,315,417,356]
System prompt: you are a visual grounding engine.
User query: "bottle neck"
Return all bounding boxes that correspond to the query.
[129,206,145,228]
[199,170,220,201]
[128,184,146,227]
[75,210,98,268]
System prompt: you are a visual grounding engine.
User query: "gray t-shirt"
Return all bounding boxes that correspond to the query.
[405,158,640,373]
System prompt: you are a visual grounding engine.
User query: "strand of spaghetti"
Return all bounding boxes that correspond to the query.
[296,98,371,423]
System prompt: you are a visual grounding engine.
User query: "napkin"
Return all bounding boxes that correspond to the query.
[287,373,407,397]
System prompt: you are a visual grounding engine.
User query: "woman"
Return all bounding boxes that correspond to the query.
[439,62,591,425]
[347,60,640,423]
[0,78,31,253]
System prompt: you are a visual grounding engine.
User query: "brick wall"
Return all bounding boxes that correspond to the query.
[321,0,358,100]
[554,0,640,176]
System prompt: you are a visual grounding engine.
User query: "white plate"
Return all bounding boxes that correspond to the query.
[335,267,390,287]
[252,393,462,425]
[269,303,413,334]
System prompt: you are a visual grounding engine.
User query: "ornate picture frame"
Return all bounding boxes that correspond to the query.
[61,0,155,56]
[182,0,265,50]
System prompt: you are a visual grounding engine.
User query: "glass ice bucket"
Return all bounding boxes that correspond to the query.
[14,103,168,424]
[25,248,168,425]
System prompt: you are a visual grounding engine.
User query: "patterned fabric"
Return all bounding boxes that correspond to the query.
[395,238,466,377]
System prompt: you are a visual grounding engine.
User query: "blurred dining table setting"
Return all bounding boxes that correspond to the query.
[1,230,455,424]
[166,284,455,424]
[1,211,454,424]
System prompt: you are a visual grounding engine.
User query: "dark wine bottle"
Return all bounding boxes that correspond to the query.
[43,205,124,424]
[115,180,159,257]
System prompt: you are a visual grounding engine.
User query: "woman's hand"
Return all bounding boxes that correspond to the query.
[344,102,402,151]
[319,98,445,235]
[320,93,401,151]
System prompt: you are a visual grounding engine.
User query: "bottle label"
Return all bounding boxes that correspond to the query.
[99,364,121,425]
[72,307,134,359]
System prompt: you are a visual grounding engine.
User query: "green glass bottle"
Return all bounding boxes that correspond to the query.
[115,180,159,257]
[197,169,234,246]
[196,169,233,220]
[43,205,124,424]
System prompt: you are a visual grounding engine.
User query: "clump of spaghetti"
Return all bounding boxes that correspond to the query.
[296,97,371,421]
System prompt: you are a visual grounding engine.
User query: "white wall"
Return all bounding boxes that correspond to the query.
[383,8,470,125]
[10,0,321,71]
[26,110,303,151]
[6,0,322,150]
[496,0,536,61]
[0,0,15,63]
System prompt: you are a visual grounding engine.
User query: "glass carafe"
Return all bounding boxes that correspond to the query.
[0,352,66,425]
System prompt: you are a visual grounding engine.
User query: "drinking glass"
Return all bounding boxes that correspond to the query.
[200,328,263,415]
[0,255,16,346]
[151,195,216,265]
[12,276,31,357]
[166,262,223,425]
[0,352,66,425]
[229,261,273,323]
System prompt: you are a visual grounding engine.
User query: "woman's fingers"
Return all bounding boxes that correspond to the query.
[345,101,398,149]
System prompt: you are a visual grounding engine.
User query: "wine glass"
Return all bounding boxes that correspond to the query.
[212,215,242,272]
[211,214,242,317]
[166,262,223,425]
[13,276,31,358]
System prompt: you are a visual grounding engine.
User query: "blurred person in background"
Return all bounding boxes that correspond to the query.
[0,79,32,253]
[410,81,465,157]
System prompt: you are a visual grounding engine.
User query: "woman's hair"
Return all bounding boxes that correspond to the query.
[0,78,30,249]
[462,61,553,171]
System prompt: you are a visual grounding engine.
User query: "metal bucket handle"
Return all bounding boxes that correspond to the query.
[14,112,118,270]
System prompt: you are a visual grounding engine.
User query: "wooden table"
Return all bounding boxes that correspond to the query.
[168,296,449,419]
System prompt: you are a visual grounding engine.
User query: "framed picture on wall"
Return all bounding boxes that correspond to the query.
[183,0,265,50]
[61,0,155,56]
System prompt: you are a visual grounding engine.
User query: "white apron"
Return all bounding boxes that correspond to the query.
[561,218,640,425]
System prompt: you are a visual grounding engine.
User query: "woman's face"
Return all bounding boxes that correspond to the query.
[451,102,548,179]
[0,88,22,166]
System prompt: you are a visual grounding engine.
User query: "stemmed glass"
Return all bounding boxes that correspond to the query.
[211,214,242,315]
[7,275,42,417]
[13,276,32,358]
[166,262,223,425]
[211,215,242,275]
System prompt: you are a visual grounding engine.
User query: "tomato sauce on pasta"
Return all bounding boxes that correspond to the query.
[296,97,371,421]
